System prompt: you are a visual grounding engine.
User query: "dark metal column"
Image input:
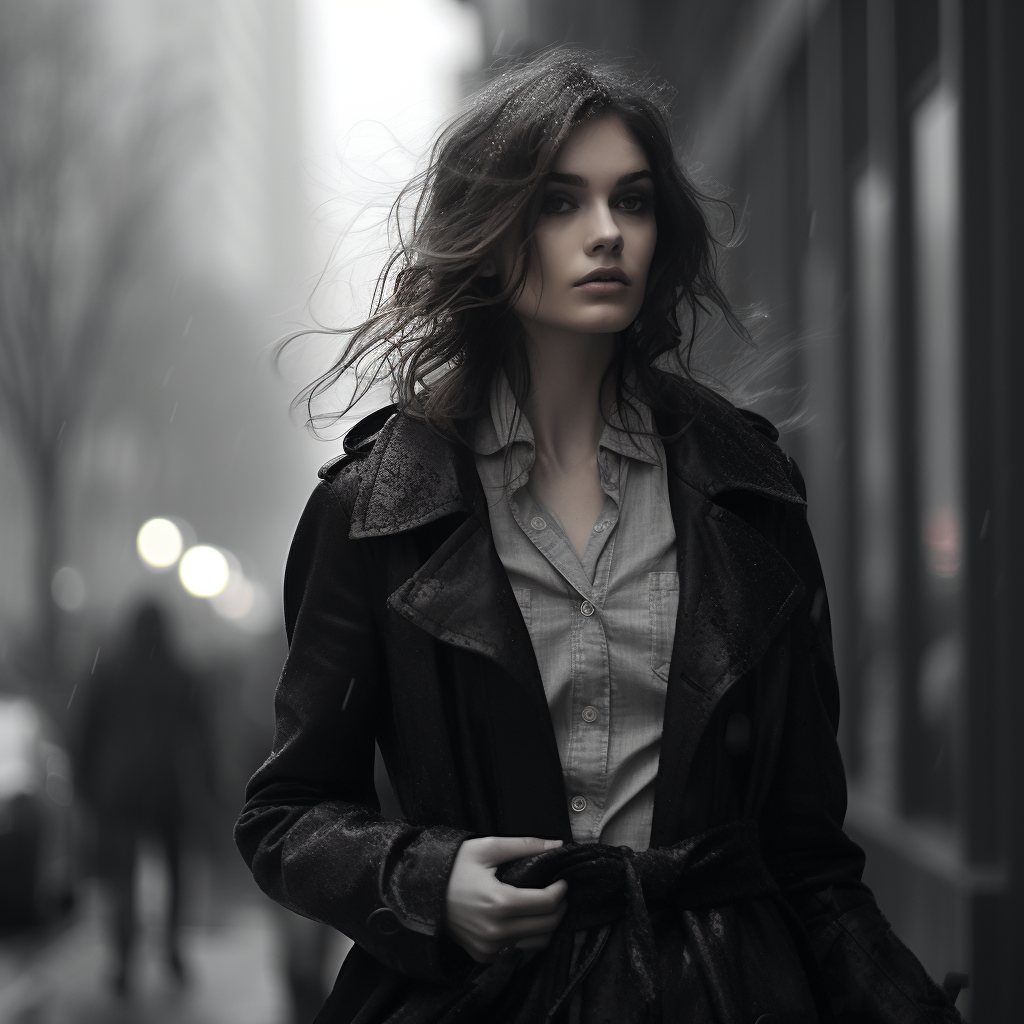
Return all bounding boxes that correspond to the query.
[989,0,1024,1017]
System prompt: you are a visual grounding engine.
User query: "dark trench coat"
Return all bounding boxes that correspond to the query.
[235,377,961,1024]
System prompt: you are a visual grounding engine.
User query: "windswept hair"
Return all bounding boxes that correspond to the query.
[288,48,748,442]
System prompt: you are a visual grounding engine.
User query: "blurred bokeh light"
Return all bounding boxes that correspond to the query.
[136,517,184,569]
[51,567,86,613]
[178,546,230,599]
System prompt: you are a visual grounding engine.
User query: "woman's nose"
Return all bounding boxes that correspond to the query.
[584,203,623,255]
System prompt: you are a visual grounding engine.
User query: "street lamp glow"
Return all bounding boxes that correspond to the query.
[211,572,256,621]
[137,518,183,569]
[178,545,229,598]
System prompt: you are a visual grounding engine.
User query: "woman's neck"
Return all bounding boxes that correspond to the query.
[521,324,616,472]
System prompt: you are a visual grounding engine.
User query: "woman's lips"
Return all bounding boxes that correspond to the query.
[575,279,628,295]
[574,267,630,295]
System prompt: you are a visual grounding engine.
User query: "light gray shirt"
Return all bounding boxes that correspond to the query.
[473,373,679,851]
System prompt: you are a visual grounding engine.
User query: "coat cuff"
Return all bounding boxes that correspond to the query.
[367,825,475,982]
[796,885,963,1023]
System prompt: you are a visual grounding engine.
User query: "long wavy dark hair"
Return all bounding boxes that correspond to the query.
[288,49,748,443]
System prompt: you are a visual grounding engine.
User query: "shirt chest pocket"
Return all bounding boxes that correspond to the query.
[649,572,679,683]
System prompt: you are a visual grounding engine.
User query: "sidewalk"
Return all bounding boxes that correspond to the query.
[0,851,298,1024]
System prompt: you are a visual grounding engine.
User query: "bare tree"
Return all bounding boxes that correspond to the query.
[0,1,177,700]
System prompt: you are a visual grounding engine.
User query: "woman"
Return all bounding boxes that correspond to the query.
[236,52,961,1023]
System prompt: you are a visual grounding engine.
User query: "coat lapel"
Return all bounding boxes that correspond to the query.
[386,515,571,839]
[355,418,569,836]
[348,413,548,703]
[649,386,805,843]
[386,515,546,710]
[649,473,804,844]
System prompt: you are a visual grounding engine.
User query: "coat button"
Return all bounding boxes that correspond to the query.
[530,516,546,531]
[366,907,401,936]
[580,600,595,616]
[570,795,587,812]
[581,706,598,723]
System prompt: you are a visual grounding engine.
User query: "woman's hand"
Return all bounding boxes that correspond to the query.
[444,836,569,963]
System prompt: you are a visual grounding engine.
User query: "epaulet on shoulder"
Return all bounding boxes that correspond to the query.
[318,403,398,481]
[736,407,780,443]
[735,407,805,500]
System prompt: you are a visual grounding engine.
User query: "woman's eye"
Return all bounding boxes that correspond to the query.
[616,194,649,213]
[542,194,575,214]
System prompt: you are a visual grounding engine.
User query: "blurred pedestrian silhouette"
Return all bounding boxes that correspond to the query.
[275,908,336,1022]
[75,601,214,995]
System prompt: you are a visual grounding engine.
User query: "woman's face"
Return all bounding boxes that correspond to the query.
[502,113,658,340]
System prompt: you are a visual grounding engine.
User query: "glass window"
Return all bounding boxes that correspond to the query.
[852,165,899,810]
[912,83,961,822]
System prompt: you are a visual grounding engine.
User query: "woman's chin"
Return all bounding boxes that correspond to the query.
[542,312,639,337]
[577,317,636,336]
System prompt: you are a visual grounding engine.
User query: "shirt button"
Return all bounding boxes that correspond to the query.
[530,516,546,531]
[570,795,587,812]
[581,706,598,723]
[580,600,595,617]
[593,521,609,533]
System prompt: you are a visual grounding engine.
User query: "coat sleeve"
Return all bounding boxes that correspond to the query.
[760,462,962,1024]
[233,478,473,984]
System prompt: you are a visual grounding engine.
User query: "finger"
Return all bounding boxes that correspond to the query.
[488,903,567,942]
[474,932,551,962]
[461,901,565,948]
[493,878,568,917]
[472,835,563,867]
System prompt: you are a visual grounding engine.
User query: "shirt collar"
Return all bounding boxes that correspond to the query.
[472,370,661,466]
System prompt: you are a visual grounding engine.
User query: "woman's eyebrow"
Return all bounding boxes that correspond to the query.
[544,169,653,187]
[545,172,587,187]
[615,170,653,186]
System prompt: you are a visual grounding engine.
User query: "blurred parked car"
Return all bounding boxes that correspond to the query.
[0,696,75,927]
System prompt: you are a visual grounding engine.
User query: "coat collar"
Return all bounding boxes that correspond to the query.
[653,378,805,507]
[347,414,468,540]
[346,377,802,540]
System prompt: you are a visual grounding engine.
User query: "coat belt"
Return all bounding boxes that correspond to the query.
[423,821,781,1024]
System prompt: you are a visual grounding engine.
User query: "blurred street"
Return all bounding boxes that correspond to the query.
[0,1,471,1020]
[0,858,282,1024]
[0,850,348,1024]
